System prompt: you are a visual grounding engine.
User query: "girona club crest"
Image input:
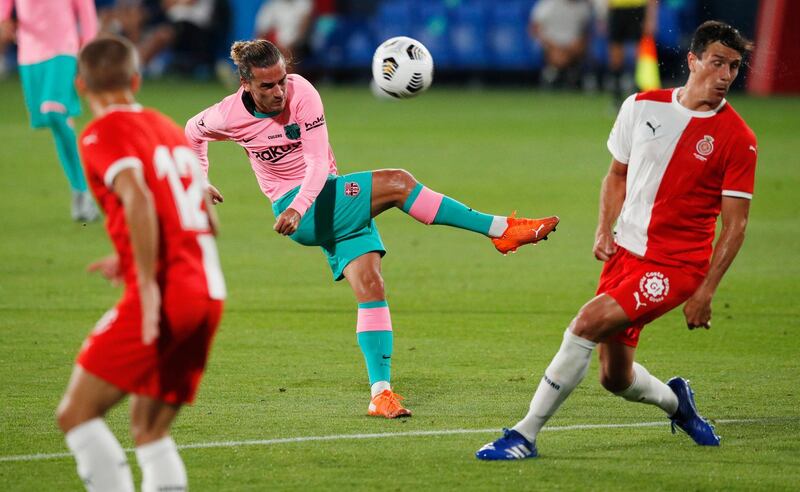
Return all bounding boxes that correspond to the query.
[695,135,715,158]
[639,271,670,303]
[344,182,360,197]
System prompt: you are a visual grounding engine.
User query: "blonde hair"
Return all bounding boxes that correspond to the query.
[230,40,284,81]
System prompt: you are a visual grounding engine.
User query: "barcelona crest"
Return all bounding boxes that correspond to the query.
[284,123,301,140]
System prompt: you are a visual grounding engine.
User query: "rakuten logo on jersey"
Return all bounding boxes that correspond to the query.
[250,142,302,163]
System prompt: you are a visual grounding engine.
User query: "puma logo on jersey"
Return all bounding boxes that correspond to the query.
[646,121,661,135]
[749,145,757,153]
[633,292,647,311]
[82,134,99,145]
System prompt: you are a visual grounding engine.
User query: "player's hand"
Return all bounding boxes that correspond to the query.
[683,288,713,330]
[274,208,301,236]
[139,281,161,345]
[593,229,617,262]
[207,184,224,204]
[0,20,16,43]
[87,254,123,287]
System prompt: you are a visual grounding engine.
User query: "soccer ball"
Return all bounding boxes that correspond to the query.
[371,36,434,99]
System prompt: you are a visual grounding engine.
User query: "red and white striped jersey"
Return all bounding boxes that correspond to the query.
[607,88,757,269]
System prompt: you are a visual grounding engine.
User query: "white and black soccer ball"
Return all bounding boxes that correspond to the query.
[371,36,434,99]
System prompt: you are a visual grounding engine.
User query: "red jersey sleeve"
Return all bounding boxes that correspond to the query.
[721,127,757,200]
[80,122,143,189]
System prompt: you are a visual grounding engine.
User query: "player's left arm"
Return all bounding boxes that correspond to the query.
[683,196,750,329]
[275,81,330,236]
[74,0,99,45]
[113,167,161,345]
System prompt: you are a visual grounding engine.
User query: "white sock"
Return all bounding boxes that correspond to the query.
[65,418,134,492]
[616,362,679,416]
[488,216,508,237]
[512,329,597,441]
[135,436,187,492]
[371,380,391,398]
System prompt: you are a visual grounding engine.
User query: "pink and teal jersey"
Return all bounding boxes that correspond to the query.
[0,0,97,65]
[185,74,338,218]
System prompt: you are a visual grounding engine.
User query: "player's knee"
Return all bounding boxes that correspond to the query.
[56,398,90,433]
[570,304,621,342]
[599,371,629,394]
[386,169,417,195]
[569,310,604,342]
[130,422,169,446]
[360,274,385,299]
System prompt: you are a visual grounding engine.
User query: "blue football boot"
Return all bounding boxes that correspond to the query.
[476,428,538,460]
[666,377,721,446]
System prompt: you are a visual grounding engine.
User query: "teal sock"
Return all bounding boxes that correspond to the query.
[434,196,493,234]
[48,115,87,192]
[357,331,393,385]
[402,183,495,235]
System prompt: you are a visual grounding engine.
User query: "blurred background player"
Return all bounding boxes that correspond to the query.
[0,0,100,221]
[606,0,658,105]
[56,35,226,490]
[185,39,559,419]
[137,0,230,77]
[528,0,593,89]
[254,0,314,63]
[477,20,756,460]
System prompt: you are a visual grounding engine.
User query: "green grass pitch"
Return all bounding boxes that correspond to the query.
[1,78,799,490]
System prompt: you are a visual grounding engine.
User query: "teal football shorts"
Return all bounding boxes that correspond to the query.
[272,172,386,281]
[19,55,81,128]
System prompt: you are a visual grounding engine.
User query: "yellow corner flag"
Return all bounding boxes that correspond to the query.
[635,35,661,91]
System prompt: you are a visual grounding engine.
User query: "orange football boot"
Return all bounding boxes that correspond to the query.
[368,390,412,418]
[491,212,560,255]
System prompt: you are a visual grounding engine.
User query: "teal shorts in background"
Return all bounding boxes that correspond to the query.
[272,172,386,281]
[19,55,81,128]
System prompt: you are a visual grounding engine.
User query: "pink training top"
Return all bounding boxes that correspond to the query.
[185,74,337,218]
[0,0,97,65]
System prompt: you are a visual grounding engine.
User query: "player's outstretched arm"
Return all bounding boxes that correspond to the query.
[207,183,224,204]
[594,159,627,261]
[113,168,161,344]
[87,254,122,286]
[204,192,220,236]
[683,196,750,329]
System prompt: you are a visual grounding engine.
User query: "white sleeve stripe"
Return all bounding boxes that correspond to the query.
[722,190,753,200]
[104,157,143,188]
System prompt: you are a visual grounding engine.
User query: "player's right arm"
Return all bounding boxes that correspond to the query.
[112,167,161,345]
[594,159,627,261]
[597,94,635,261]
[185,103,231,204]
[0,0,14,43]
[73,0,98,46]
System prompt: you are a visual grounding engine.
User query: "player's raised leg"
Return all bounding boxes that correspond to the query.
[476,294,627,460]
[343,252,411,418]
[370,169,559,254]
[56,366,134,492]
[130,396,187,492]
